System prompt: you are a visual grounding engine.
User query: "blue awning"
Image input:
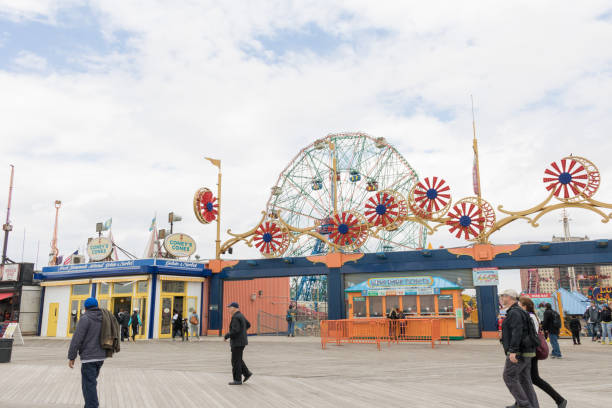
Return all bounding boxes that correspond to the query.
[36,258,210,281]
[552,288,590,315]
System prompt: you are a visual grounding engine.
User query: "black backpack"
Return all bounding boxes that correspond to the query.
[522,310,541,349]
[552,311,562,329]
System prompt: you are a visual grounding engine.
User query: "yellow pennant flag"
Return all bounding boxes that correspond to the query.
[205,157,221,168]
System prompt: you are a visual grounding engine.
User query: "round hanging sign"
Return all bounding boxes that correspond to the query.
[87,237,113,261]
[164,233,196,258]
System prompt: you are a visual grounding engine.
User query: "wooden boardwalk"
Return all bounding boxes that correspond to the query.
[1,336,609,407]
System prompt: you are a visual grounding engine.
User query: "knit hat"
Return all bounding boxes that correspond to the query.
[84,297,98,309]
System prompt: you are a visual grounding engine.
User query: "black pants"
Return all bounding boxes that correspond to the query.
[531,358,564,405]
[81,361,104,408]
[131,325,138,341]
[571,329,581,344]
[231,346,250,382]
[121,326,129,341]
[172,327,182,339]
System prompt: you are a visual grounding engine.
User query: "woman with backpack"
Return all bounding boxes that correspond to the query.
[519,297,567,408]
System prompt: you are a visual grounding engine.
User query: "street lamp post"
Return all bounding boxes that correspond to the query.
[168,212,182,234]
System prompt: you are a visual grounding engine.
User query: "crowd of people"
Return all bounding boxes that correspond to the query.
[499,290,612,408]
[170,309,200,341]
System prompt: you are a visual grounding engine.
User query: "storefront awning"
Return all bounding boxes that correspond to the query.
[0,292,14,301]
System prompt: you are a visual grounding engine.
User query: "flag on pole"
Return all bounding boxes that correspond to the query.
[108,228,119,261]
[148,216,156,232]
[144,216,158,258]
[205,157,221,168]
[472,155,480,196]
[103,218,112,231]
[63,250,78,265]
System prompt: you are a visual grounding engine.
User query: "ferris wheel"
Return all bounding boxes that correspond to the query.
[265,132,426,256]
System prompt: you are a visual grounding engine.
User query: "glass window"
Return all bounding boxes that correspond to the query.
[69,300,80,334]
[99,299,109,310]
[402,295,417,315]
[137,280,148,294]
[187,297,197,314]
[162,280,185,293]
[420,295,435,315]
[72,284,90,296]
[137,298,147,336]
[160,298,172,335]
[113,282,134,295]
[368,296,383,318]
[385,296,399,316]
[353,297,366,318]
[98,283,110,295]
[438,295,454,315]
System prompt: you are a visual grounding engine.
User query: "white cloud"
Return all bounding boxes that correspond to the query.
[1,1,612,266]
[0,0,79,22]
[12,50,47,71]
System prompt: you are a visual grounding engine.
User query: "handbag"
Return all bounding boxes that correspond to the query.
[536,330,549,360]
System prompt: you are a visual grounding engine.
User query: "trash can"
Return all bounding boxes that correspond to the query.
[0,338,14,363]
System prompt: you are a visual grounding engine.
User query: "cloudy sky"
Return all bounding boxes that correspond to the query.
[1,1,611,272]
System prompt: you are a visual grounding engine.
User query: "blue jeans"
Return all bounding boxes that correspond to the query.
[602,322,612,342]
[588,322,600,340]
[287,320,295,336]
[81,361,104,408]
[549,333,561,357]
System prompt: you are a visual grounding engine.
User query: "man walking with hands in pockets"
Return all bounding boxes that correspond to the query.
[224,302,253,385]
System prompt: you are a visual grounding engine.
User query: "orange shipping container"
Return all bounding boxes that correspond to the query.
[222,277,290,335]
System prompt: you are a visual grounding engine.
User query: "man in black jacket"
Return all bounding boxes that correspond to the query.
[68,297,106,408]
[542,303,562,358]
[224,302,253,385]
[500,289,539,408]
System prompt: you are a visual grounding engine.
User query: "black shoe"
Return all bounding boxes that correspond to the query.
[505,404,517,408]
[243,372,253,383]
[557,400,567,408]
[228,381,242,385]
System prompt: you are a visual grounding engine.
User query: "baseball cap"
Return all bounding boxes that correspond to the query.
[227,302,239,308]
[500,289,519,299]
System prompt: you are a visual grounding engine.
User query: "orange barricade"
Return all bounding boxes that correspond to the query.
[321,319,449,350]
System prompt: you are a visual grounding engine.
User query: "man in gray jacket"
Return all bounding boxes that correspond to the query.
[68,297,106,408]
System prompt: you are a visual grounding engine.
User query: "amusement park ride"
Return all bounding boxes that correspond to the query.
[193,131,612,304]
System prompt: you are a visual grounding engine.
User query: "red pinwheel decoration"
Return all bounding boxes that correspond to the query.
[328,211,368,250]
[447,199,486,240]
[543,158,588,201]
[253,221,289,257]
[410,177,451,218]
[193,188,218,224]
[364,190,406,229]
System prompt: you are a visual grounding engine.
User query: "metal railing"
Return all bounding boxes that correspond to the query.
[320,318,447,350]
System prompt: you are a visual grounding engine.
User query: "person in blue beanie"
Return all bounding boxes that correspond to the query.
[68,297,106,408]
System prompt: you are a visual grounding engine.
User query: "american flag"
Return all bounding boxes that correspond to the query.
[63,250,78,265]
